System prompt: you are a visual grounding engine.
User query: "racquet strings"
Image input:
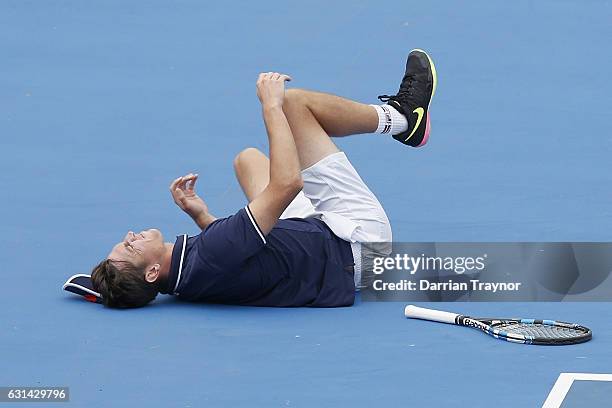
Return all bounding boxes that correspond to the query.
[494,322,588,339]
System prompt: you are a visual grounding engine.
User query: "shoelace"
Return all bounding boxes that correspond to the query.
[377,74,416,103]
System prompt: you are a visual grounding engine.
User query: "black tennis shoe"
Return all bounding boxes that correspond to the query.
[378,49,437,147]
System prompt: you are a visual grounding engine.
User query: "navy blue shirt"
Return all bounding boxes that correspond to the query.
[161,207,355,307]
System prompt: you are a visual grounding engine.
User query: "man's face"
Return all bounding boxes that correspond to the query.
[108,229,166,267]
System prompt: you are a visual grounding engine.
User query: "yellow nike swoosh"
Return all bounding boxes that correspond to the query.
[405,107,424,142]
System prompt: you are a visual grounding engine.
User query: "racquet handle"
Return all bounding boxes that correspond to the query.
[404,305,459,324]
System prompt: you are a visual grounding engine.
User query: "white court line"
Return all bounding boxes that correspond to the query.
[542,373,612,408]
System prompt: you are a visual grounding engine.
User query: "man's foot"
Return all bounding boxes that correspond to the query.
[378,49,437,147]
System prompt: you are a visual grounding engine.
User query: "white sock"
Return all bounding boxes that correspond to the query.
[371,104,408,135]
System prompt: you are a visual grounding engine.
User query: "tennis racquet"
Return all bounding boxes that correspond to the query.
[404,305,592,345]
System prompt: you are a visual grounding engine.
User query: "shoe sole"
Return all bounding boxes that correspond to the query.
[410,48,437,147]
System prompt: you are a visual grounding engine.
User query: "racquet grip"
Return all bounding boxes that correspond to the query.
[404,305,459,324]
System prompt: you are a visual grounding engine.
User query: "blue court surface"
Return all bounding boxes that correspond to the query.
[2,1,611,407]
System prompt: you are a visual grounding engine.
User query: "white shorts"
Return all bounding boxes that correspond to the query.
[280,152,392,288]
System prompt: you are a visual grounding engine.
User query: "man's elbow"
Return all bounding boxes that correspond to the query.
[282,175,304,194]
[271,175,303,196]
[289,175,304,192]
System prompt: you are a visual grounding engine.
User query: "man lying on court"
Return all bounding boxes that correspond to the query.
[64,50,436,308]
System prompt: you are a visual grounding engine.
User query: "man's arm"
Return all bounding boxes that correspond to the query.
[248,72,303,235]
[169,173,217,230]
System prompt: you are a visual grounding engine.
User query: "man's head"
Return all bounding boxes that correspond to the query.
[91,229,167,308]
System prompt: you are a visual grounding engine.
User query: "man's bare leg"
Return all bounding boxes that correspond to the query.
[281,89,379,169]
[234,89,382,186]
[239,50,436,175]
[234,86,392,190]
[286,89,379,137]
[233,148,270,201]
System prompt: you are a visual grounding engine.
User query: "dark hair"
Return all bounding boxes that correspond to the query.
[91,259,158,308]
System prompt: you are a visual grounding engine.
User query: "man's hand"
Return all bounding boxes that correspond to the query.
[170,173,216,230]
[256,72,292,109]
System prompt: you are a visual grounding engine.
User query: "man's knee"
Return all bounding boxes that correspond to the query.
[233,147,263,175]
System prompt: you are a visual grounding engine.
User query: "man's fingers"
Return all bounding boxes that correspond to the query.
[187,174,198,191]
[171,173,198,193]
[170,176,182,192]
[178,173,195,189]
[183,174,196,190]
[258,72,278,81]
[173,186,186,203]
[177,176,187,190]
[257,72,292,85]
